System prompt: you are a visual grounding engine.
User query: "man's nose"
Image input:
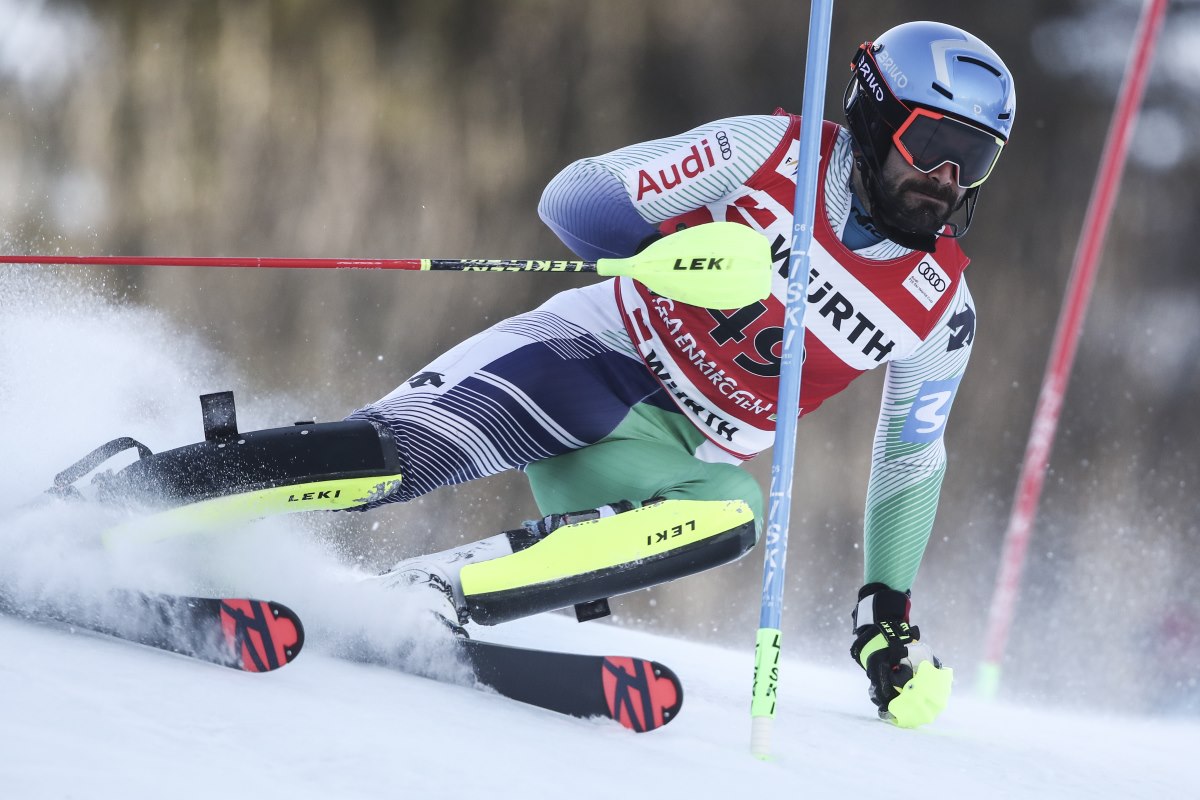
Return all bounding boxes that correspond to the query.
[928,161,959,186]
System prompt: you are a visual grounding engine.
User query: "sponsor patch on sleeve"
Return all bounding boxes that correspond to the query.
[900,376,962,443]
[625,133,731,203]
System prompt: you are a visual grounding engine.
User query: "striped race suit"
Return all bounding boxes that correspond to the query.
[349,111,977,592]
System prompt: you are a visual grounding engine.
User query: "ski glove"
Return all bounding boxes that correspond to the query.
[850,583,953,728]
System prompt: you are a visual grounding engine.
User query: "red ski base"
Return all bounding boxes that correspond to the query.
[601,657,683,732]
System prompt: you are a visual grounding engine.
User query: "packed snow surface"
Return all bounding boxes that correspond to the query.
[0,592,1194,799]
[1,273,1193,800]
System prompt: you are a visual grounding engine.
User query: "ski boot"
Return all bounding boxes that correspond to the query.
[375,530,521,637]
[376,502,637,633]
[383,497,756,627]
[460,497,756,624]
[377,559,470,637]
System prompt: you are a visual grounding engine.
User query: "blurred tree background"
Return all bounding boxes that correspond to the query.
[1,0,1197,714]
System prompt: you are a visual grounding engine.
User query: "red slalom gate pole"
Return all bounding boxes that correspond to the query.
[0,255,508,270]
[977,0,1169,698]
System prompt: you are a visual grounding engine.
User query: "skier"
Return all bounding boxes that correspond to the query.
[352,20,1015,724]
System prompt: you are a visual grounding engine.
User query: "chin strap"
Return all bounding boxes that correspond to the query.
[938,189,979,240]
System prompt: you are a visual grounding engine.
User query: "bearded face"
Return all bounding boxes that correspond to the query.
[875,147,968,236]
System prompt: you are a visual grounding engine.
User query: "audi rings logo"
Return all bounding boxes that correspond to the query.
[715,130,733,160]
[904,259,950,310]
[918,262,946,292]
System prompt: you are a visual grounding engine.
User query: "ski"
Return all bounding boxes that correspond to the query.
[341,633,682,732]
[0,588,305,672]
[455,638,684,733]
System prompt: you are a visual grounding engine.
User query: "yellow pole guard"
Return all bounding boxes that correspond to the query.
[460,499,754,597]
[102,474,403,546]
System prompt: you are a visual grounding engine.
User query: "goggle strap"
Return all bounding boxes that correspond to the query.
[850,46,912,131]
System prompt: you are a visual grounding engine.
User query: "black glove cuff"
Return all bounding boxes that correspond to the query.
[851,583,911,632]
[634,232,664,253]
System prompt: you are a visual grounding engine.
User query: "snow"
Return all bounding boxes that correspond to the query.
[1,272,1195,800]
[0,604,1193,800]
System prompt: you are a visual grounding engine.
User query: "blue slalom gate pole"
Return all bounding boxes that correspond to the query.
[750,0,835,759]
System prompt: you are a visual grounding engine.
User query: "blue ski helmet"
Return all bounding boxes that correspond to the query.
[844,21,1016,245]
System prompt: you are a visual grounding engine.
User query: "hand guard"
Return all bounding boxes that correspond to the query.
[849,583,953,728]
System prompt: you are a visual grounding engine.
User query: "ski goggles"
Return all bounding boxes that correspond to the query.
[850,43,1006,189]
[893,107,1005,189]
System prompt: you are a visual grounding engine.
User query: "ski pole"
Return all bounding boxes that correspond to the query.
[977,0,1168,699]
[1,221,771,310]
[750,0,834,760]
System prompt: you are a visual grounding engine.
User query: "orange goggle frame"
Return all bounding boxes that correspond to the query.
[850,42,1006,190]
[892,106,1004,190]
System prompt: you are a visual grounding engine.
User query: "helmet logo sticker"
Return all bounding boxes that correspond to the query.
[874,49,909,89]
[856,58,886,102]
[929,39,962,88]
